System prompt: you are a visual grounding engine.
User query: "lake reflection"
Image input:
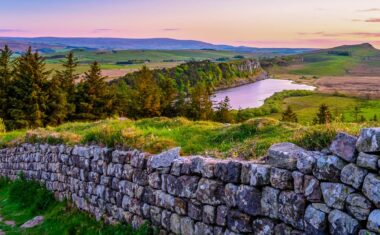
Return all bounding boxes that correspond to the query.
[213,79,315,109]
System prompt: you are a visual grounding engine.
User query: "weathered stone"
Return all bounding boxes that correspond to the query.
[278,191,306,230]
[223,183,238,207]
[321,182,354,209]
[367,210,380,233]
[188,200,202,221]
[20,216,44,228]
[311,203,331,213]
[261,186,280,219]
[196,178,224,205]
[330,132,358,162]
[267,142,307,170]
[180,217,195,235]
[214,161,242,183]
[362,173,380,207]
[274,223,293,235]
[190,156,207,174]
[341,164,368,189]
[292,171,304,194]
[297,151,317,174]
[303,175,322,202]
[240,163,251,184]
[174,197,187,215]
[357,152,379,171]
[150,206,162,226]
[356,128,380,153]
[202,205,215,224]
[227,210,252,233]
[170,213,181,234]
[202,159,216,178]
[236,185,261,216]
[161,210,171,230]
[252,218,275,235]
[359,230,377,235]
[216,205,228,226]
[270,168,293,189]
[328,209,360,235]
[346,193,371,221]
[194,222,213,235]
[304,204,327,235]
[313,155,346,181]
[150,148,180,169]
[250,164,271,186]
[148,172,162,189]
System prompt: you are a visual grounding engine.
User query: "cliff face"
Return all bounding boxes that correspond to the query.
[0,128,379,234]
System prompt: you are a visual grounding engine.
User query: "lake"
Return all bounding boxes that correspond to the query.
[213,79,315,109]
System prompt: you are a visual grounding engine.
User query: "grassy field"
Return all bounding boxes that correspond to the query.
[0,116,374,160]
[267,43,380,77]
[0,177,151,235]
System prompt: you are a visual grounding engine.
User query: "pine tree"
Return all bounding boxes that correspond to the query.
[75,61,115,120]
[215,96,233,123]
[373,114,378,122]
[55,52,79,118]
[157,73,177,117]
[8,47,50,129]
[0,45,13,124]
[313,103,332,125]
[132,66,162,117]
[188,81,214,120]
[281,106,298,123]
[45,76,68,126]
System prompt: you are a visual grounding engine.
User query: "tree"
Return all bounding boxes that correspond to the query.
[188,81,214,120]
[352,106,361,122]
[45,76,68,126]
[372,114,378,122]
[7,47,50,129]
[215,96,233,123]
[281,106,298,123]
[0,45,13,124]
[313,103,332,125]
[131,66,162,117]
[157,73,177,117]
[75,61,115,120]
[55,52,79,118]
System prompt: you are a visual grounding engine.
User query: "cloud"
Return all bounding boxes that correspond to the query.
[365,18,380,23]
[358,8,380,12]
[0,29,24,33]
[162,28,180,31]
[92,28,113,33]
[298,31,380,38]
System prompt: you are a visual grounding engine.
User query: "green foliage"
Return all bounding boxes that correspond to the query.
[294,126,337,150]
[215,96,234,123]
[0,118,5,133]
[313,104,332,124]
[281,106,298,123]
[0,177,152,234]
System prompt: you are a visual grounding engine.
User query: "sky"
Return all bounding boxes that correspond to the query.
[1,0,380,48]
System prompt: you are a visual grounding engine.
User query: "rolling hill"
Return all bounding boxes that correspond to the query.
[0,37,313,55]
[267,43,380,76]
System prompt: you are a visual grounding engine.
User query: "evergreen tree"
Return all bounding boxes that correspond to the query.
[55,52,79,118]
[157,73,177,117]
[215,96,233,123]
[0,45,13,124]
[132,66,162,117]
[313,103,332,125]
[8,47,50,129]
[360,115,366,122]
[75,61,115,120]
[45,76,68,126]
[373,114,378,122]
[281,106,298,123]
[188,81,214,120]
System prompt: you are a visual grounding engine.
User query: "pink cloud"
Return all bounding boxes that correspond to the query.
[365,18,380,23]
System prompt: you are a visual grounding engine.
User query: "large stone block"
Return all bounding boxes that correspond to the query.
[313,155,346,181]
[278,191,306,230]
[261,186,280,219]
[362,173,380,207]
[270,168,293,189]
[357,152,379,171]
[214,160,242,183]
[367,210,380,233]
[356,128,380,153]
[328,209,360,235]
[340,163,368,189]
[149,148,180,169]
[304,204,328,235]
[196,178,224,205]
[346,193,371,221]
[236,185,261,216]
[330,132,358,162]
[252,218,275,235]
[227,210,252,233]
[321,182,354,210]
[267,142,307,170]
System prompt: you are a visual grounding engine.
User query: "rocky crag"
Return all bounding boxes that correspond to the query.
[0,128,380,234]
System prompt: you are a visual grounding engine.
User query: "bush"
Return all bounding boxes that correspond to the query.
[0,118,5,133]
[293,126,337,150]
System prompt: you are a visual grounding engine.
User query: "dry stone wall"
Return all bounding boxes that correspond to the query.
[0,128,380,234]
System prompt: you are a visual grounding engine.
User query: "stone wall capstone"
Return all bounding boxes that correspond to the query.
[0,128,380,234]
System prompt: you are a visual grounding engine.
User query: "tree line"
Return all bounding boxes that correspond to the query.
[1,46,259,130]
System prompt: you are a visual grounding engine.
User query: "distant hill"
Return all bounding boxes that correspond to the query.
[265,43,380,76]
[0,37,313,55]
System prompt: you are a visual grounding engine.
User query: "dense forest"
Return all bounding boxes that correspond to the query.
[0,46,261,130]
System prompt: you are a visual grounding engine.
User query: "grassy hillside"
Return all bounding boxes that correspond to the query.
[0,116,373,160]
[266,43,380,76]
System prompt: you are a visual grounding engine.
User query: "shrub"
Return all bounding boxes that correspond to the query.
[0,118,5,133]
[293,126,337,150]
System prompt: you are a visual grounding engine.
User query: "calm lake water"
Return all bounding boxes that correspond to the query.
[213,79,315,109]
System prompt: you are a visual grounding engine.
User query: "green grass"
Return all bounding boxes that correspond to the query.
[0,115,375,159]
[0,177,151,235]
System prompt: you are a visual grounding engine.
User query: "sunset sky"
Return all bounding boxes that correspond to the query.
[1,0,380,48]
